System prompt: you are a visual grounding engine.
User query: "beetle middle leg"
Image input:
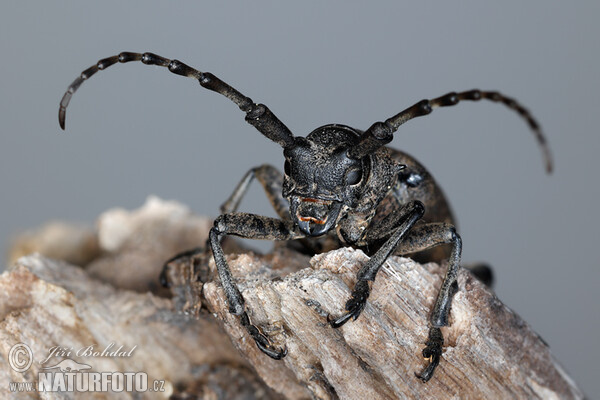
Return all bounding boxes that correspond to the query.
[160,164,289,287]
[220,164,290,220]
[392,222,463,382]
[210,212,305,359]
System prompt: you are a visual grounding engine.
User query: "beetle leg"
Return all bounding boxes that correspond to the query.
[220,164,290,221]
[210,212,305,359]
[159,246,205,288]
[416,327,443,382]
[330,200,425,328]
[161,164,290,288]
[392,222,462,382]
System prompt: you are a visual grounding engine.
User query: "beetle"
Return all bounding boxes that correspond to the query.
[59,52,552,382]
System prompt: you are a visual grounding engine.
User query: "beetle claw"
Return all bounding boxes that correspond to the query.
[240,312,288,359]
[329,285,368,328]
[255,334,288,360]
[415,327,444,382]
[328,310,354,328]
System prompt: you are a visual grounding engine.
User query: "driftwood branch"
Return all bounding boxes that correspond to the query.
[2,197,583,399]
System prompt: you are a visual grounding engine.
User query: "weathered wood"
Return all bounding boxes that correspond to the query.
[8,221,100,267]
[200,249,584,399]
[2,197,584,399]
[0,256,283,399]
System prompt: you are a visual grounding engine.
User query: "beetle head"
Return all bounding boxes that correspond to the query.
[282,125,370,236]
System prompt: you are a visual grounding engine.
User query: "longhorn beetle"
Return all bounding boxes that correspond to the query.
[59,52,552,382]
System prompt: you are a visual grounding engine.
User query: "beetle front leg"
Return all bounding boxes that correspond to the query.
[210,212,304,359]
[393,222,462,382]
[330,200,425,328]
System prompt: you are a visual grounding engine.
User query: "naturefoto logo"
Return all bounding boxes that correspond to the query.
[7,342,166,394]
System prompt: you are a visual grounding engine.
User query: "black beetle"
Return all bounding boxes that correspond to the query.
[59,52,551,381]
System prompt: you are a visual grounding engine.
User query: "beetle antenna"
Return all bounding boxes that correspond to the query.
[349,90,553,173]
[58,52,295,148]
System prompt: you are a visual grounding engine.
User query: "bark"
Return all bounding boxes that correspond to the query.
[1,197,584,399]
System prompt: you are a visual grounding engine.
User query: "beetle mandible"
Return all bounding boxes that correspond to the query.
[58,52,552,382]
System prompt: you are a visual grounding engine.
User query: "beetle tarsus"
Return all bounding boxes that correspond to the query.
[255,337,288,360]
[415,327,444,382]
[329,279,370,328]
[240,312,287,359]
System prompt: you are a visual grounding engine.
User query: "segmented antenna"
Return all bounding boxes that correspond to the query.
[350,90,552,173]
[58,52,295,148]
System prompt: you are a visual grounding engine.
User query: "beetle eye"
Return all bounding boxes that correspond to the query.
[345,168,362,185]
[284,160,291,176]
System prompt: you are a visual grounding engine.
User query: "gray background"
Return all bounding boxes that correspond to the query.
[1,1,598,395]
